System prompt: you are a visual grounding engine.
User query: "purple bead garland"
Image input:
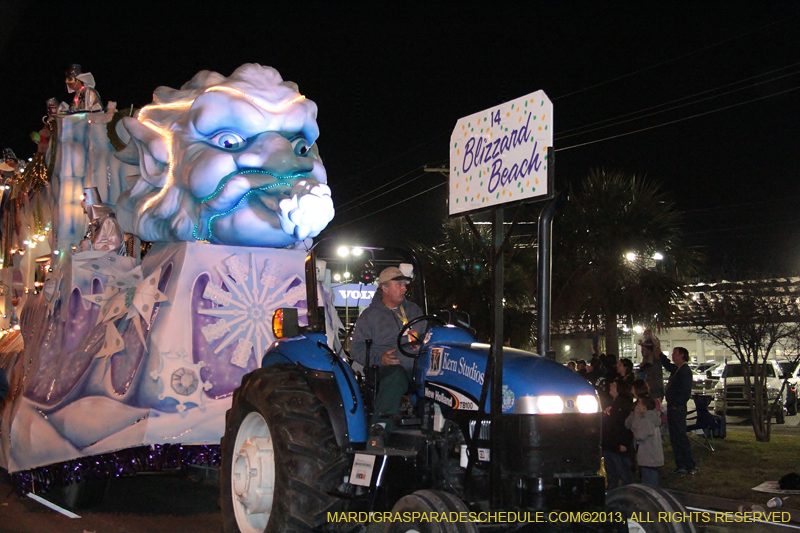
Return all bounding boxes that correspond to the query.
[10,444,220,496]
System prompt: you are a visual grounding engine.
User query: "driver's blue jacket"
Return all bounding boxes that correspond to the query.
[351,290,423,374]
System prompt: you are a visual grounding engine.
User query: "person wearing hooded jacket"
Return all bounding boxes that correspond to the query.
[625,394,664,487]
[351,266,423,437]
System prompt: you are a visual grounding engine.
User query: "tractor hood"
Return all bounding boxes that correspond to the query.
[413,327,598,414]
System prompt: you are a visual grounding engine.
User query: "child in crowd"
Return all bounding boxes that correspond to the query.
[626,394,664,487]
[632,378,667,427]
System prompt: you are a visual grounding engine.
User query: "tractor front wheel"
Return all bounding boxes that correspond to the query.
[605,484,697,533]
[221,365,348,533]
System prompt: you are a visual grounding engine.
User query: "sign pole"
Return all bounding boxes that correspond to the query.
[490,205,504,507]
[537,146,558,359]
[448,90,554,509]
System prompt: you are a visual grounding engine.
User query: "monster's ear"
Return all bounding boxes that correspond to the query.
[120,117,170,187]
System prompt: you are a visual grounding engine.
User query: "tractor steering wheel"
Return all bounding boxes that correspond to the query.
[397,315,447,358]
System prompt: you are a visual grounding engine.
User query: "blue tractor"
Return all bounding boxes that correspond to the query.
[220,249,696,533]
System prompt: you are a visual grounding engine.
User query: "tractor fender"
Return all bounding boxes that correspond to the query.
[261,333,368,447]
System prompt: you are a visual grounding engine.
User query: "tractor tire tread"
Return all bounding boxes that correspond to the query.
[221,365,348,533]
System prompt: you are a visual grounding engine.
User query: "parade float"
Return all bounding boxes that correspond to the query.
[0,64,338,496]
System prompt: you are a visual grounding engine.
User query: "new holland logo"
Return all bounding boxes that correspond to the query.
[424,383,478,411]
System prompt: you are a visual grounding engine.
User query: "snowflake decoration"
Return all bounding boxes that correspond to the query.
[80,258,168,352]
[150,349,212,414]
[199,254,304,368]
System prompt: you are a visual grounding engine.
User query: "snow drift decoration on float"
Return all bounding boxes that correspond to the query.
[0,64,338,476]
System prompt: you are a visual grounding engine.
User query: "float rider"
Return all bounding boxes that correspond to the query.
[79,187,124,253]
[65,64,103,113]
[351,266,423,446]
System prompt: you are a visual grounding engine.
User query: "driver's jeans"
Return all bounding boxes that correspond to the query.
[373,365,410,431]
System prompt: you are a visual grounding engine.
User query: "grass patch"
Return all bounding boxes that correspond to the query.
[659,431,799,508]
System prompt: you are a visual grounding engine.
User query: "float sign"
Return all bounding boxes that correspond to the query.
[449,91,553,216]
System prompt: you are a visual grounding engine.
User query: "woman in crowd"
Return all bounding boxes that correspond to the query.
[617,358,636,385]
[602,378,634,490]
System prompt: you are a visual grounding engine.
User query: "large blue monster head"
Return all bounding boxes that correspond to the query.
[116,64,334,248]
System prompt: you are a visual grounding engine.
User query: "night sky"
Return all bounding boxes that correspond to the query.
[1,1,799,276]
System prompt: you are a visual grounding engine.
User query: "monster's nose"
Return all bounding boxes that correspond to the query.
[234,131,313,175]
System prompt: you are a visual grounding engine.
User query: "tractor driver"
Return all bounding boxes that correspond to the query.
[351,266,423,446]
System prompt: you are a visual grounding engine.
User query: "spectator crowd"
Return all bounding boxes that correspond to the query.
[569,332,697,490]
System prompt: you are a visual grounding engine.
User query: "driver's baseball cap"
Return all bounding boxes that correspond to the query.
[377,266,412,285]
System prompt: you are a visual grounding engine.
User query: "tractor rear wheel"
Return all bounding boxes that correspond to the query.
[221,365,348,533]
[605,484,697,533]
[386,489,478,533]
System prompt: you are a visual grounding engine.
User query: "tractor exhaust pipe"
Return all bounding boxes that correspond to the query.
[537,183,566,360]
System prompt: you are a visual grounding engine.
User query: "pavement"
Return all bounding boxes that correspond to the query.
[2,415,798,532]
[672,491,800,533]
[1,471,798,532]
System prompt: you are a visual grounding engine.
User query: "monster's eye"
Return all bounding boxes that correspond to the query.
[210,132,246,151]
[291,137,312,157]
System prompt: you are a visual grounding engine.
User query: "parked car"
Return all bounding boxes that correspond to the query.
[691,363,718,393]
[695,362,717,374]
[777,361,800,416]
[713,361,786,424]
[706,362,725,380]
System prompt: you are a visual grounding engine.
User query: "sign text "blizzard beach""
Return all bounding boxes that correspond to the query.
[449,91,553,215]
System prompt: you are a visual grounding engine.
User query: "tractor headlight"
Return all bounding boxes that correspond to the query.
[514,394,599,414]
[537,396,564,414]
[576,395,599,414]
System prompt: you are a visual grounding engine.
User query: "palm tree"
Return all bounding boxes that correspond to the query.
[553,168,702,354]
[415,218,537,348]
